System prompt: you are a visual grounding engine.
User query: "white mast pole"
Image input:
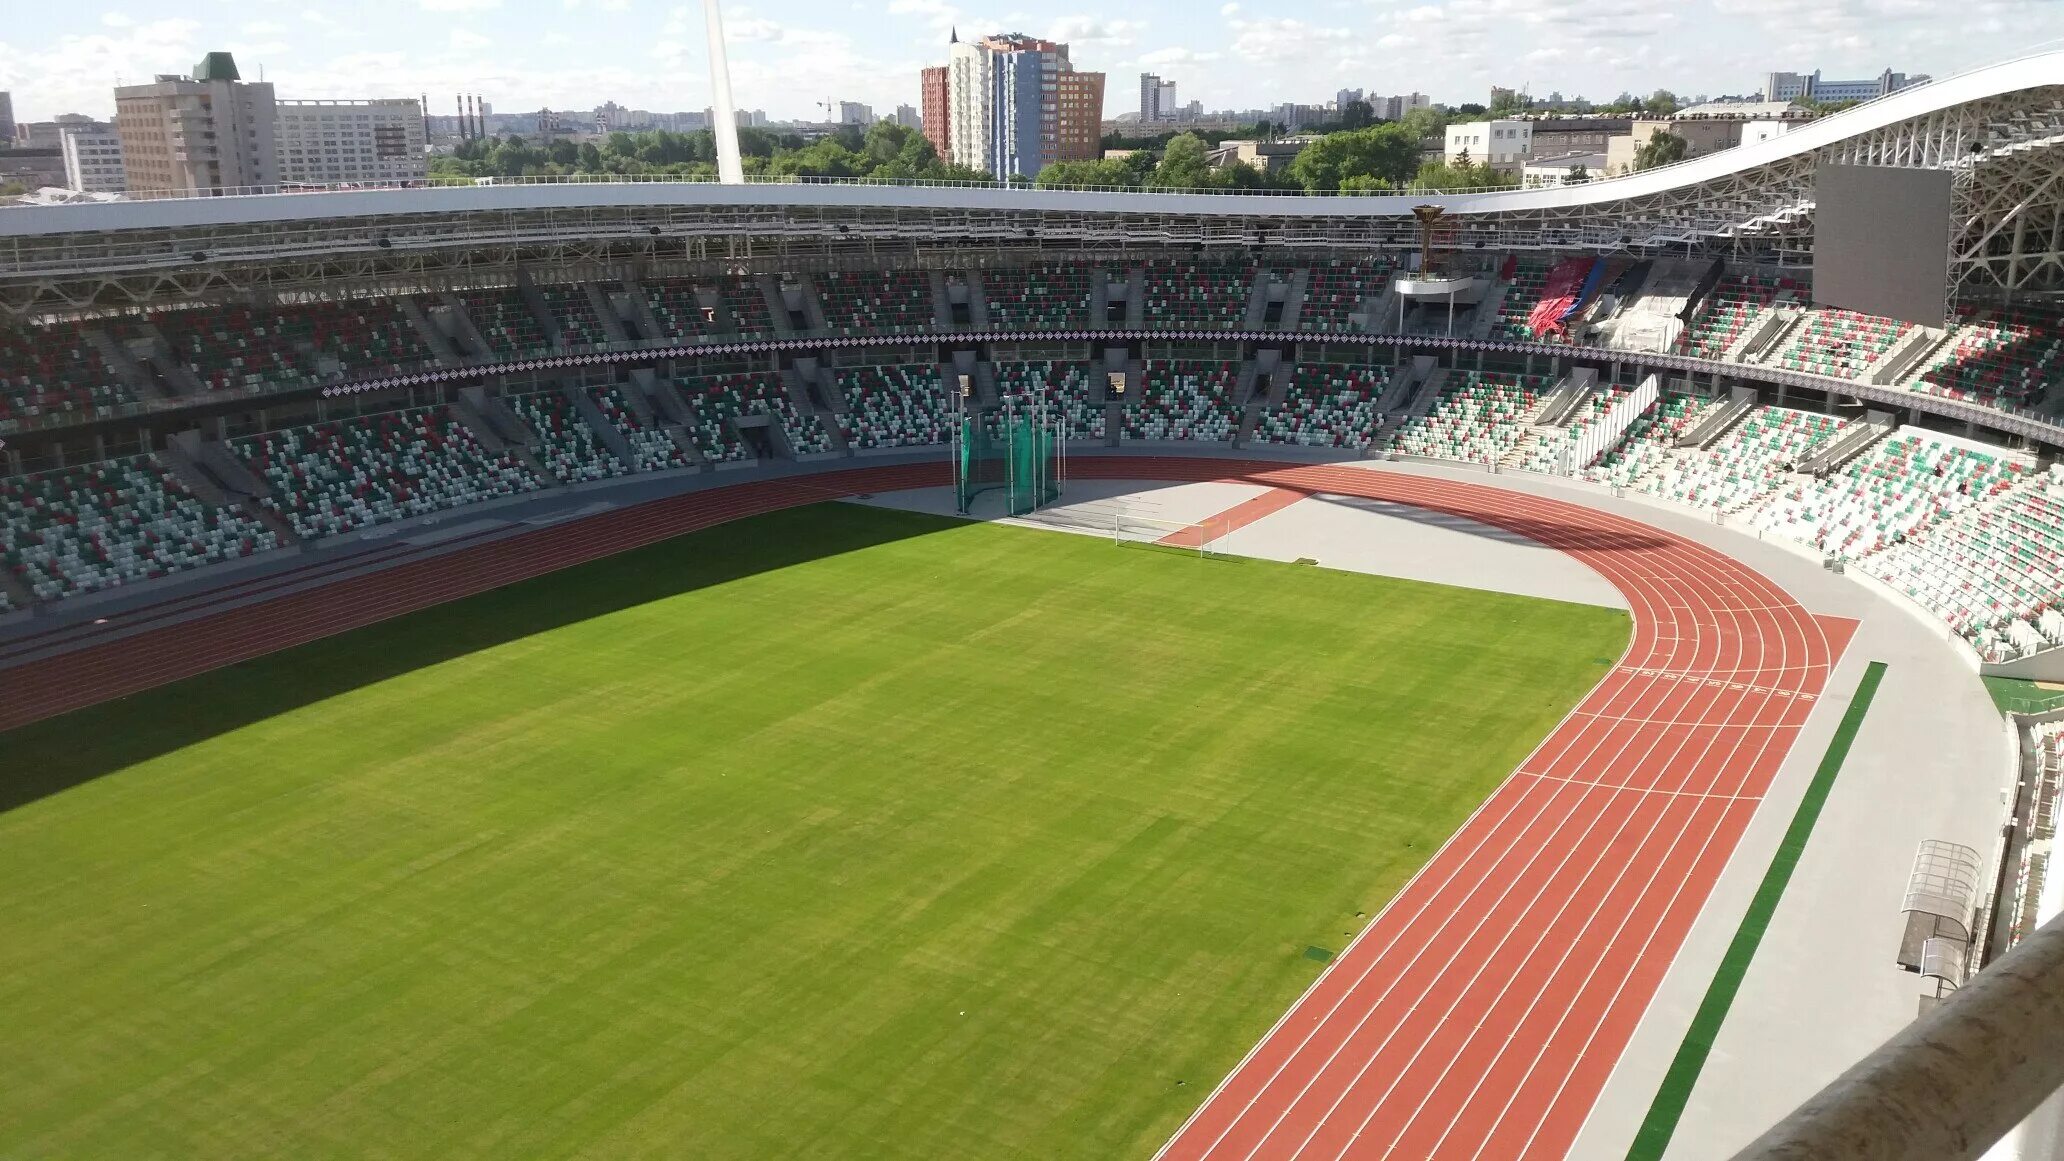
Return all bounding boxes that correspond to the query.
[702,0,746,184]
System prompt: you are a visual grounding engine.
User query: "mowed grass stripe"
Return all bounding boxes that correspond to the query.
[0,503,1627,1160]
[1624,660,1889,1161]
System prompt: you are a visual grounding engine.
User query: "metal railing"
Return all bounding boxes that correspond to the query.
[1732,908,2064,1160]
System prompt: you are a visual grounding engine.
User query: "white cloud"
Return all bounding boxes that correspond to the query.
[1136,46,1222,67]
[1225,16,1351,63]
[419,0,502,12]
[1220,2,1239,12]
[450,28,491,50]
[1049,16,1147,44]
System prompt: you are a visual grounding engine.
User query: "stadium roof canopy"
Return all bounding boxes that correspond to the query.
[2,50,2063,313]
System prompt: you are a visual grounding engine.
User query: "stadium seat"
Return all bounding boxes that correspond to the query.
[235,407,542,539]
[1297,259,1393,334]
[588,385,689,471]
[455,289,553,358]
[0,320,137,429]
[1,455,279,601]
[1633,406,1844,512]
[1138,260,1256,330]
[1915,306,2064,408]
[816,272,935,336]
[642,279,714,343]
[1749,431,2026,559]
[1256,365,1389,448]
[1583,394,1709,488]
[1123,359,1239,441]
[991,361,1103,440]
[536,284,609,349]
[838,366,953,449]
[981,265,1093,330]
[1772,307,1912,379]
[508,391,628,483]
[1389,371,1549,463]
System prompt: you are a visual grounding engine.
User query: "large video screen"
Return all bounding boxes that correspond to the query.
[1812,163,1952,326]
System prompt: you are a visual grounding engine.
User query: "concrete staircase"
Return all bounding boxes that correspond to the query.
[1801,410,1896,475]
[585,281,632,345]
[1678,387,1758,449]
[81,326,171,402]
[398,296,466,364]
[515,275,568,349]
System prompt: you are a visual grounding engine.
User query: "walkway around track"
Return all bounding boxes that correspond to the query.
[0,456,1852,1161]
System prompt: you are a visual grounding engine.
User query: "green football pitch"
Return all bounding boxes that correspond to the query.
[0,502,1627,1159]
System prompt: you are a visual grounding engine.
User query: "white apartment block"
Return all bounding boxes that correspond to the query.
[1445,119,1534,172]
[276,99,427,186]
[60,124,126,193]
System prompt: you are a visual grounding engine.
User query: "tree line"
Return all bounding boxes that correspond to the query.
[428,122,988,183]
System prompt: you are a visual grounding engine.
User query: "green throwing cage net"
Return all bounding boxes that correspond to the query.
[955,406,1061,516]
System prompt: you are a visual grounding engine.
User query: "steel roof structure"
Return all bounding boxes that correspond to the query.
[0,50,2062,316]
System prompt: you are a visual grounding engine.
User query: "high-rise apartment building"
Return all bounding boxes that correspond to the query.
[944,33,1103,180]
[275,99,427,186]
[114,52,278,196]
[59,122,126,193]
[0,93,14,147]
[1056,70,1104,161]
[838,101,873,125]
[921,66,951,158]
[894,104,921,130]
[1138,74,1179,122]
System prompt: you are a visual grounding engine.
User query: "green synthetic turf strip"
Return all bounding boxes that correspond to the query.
[0,503,1627,1160]
[1624,660,1888,1161]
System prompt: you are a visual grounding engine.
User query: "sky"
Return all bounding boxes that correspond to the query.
[3,0,2061,125]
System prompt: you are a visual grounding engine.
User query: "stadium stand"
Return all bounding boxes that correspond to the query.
[235,408,541,538]
[1584,394,1711,489]
[675,371,832,458]
[1512,385,1630,474]
[1298,259,1392,333]
[538,284,609,349]
[2,456,279,602]
[149,305,316,394]
[1123,359,1240,441]
[838,365,953,449]
[992,361,1103,440]
[455,289,554,358]
[1772,308,1913,379]
[816,271,935,336]
[1635,406,1845,512]
[1138,260,1256,330]
[1679,273,1796,360]
[716,279,778,341]
[1863,466,2064,661]
[982,265,1093,330]
[641,279,713,343]
[1389,371,1548,463]
[1493,259,1554,340]
[1915,306,2064,408]
[1256,364,1389,448]
[1749,432,2027,558]
[589,385,689,471]
[0,321,134,427]
[508,391,628,483]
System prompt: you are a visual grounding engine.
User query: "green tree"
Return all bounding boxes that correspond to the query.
[1487,90,1526,116]
[1035,158,1142,190]
[1284,122,1421,193]
[1566,162,1590,184]
[1644,89,1680,116]
[1338,174,1391,194]
[1633,130,1689,171]
[1337,100,1373,130]
[1147,132,1214,189]
[1396,106,1449,141]
[1410,159,1516,191]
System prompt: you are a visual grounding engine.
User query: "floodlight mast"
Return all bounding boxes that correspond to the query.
[702,0,746,184]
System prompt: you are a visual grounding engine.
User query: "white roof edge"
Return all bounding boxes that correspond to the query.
[2,51,2060,240]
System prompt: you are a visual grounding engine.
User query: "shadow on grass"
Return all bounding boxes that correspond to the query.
[1,503,958,815]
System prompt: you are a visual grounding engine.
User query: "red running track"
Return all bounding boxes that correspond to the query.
[0,457,1852,1161]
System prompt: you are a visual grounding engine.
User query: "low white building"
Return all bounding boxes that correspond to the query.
[59,123,126,194]
[1444,119,1533,173]
[1522,150,1606,188]
[275,98,426,187]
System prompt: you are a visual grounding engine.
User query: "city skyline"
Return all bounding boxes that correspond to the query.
[1,0,2059,125]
